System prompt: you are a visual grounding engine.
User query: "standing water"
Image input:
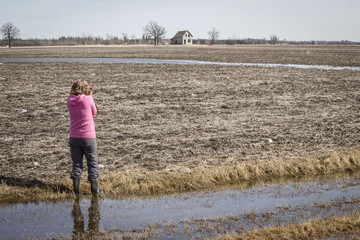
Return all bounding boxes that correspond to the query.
[0,57,360,71]
[1,172,360,239]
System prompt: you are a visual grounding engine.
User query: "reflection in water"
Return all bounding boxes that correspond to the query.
[71,198,84,236]
[88,197,100,234]
[71,196,100,238]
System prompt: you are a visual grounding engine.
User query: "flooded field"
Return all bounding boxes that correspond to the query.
[0,45,360,239]
[1,45,359,66]
[1,172,360,239]
[1,57,360,71]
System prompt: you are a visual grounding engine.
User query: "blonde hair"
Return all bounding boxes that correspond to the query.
[70,80,93,95]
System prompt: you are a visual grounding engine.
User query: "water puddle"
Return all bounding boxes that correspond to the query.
[0,57,359,71]
[1,172,360,239]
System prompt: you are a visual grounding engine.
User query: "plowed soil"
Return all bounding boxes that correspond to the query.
[0,45,359,185]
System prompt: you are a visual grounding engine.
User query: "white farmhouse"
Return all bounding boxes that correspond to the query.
[171,30,193,45]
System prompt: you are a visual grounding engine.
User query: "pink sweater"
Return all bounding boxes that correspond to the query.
[67,94,97,138]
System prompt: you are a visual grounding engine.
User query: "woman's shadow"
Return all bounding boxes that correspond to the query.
[71,196,100,238]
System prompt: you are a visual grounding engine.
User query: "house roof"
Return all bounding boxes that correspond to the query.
[171,30,193,39]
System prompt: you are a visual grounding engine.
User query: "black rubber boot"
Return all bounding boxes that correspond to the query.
[90,180,98,195]
[73,177,80,195]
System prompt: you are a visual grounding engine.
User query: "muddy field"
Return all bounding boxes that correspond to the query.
[0,45,359,193]
[1,44,360,66]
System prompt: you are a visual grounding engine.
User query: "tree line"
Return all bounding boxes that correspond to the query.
[8,35,154,47]
[1,21,168,47]
[1,21,359,48]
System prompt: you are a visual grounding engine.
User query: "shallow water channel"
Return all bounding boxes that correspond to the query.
[1,172,360,239]
[1,57,360,71]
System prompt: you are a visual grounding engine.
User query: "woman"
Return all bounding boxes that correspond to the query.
[67,79,99,195]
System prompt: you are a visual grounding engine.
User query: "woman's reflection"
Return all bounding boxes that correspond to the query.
[71,196,100,238]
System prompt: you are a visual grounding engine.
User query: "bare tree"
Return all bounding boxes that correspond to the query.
[208,27,219,45]
[122,33,129,44]
[131,34,137,45]
[81,33,93,45]
[1,22,20,48]
[270,35,279,44]
[143,21,166,46]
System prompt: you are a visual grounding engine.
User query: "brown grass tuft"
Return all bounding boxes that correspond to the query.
[218,211,360,240]
[98,149,360,198]
[1,149,359,203]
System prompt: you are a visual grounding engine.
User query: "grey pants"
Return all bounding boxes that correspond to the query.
[69,138,99,182]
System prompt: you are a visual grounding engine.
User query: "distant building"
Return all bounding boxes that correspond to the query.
[171,30,193,45]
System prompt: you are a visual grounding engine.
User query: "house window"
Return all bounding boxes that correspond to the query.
[188,39,191,43]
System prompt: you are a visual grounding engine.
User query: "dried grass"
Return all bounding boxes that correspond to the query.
[99,149,360,197]
[218,211,360,240]
[1,149,358,203]
[0,182,69,205]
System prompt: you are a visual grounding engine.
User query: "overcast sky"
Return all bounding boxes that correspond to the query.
[1,0,360,41]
